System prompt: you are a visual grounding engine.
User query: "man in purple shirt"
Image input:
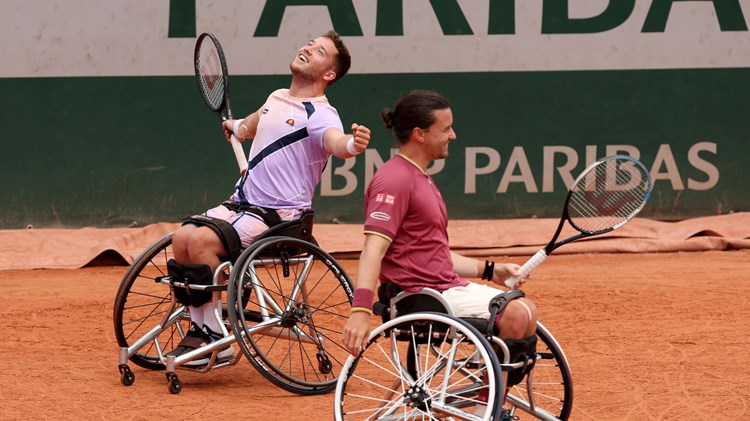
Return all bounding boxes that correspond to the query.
[167,31,371,365]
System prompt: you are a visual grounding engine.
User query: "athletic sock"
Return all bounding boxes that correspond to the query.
[201,300,224,336]
[187,305,204,327]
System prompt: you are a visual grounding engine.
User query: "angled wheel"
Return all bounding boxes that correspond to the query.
[113,233,190,370]
[227,236,354,395]
[335,312,504,420]
[504,322,574,420]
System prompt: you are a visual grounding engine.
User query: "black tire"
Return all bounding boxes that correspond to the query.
[167,373,182,394]
[227,236,354,395]
[335,312,504,420]
[505,322,574,420]
[120,368,135,386]
[113,233,190,371]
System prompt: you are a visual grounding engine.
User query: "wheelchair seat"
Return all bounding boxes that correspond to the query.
[375,281,497,337]
[253,209,315,244]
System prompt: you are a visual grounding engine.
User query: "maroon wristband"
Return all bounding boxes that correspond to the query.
[352,288,375,310]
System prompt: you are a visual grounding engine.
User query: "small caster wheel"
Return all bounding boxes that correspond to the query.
[166,373,182,394]
[317,354,332,374]
[121,369,135,386]
[119,364,135,386]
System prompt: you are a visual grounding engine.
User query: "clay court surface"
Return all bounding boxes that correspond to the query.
[2,217,749,420]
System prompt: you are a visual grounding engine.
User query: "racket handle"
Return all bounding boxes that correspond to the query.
[230,134,248,174]
[504,249,548,290]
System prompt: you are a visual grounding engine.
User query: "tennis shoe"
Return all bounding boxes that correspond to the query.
[165,322,234,367]
[165,322,206,359]
[182,324,235,367]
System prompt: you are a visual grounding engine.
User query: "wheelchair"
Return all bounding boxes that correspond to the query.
[113,210,355,395]
[334,283,573,420]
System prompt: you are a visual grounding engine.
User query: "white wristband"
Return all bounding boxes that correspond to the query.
[346,136,359,155]
[232,119,243,138]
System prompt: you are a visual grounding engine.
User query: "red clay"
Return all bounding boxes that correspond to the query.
[2,249,749,419]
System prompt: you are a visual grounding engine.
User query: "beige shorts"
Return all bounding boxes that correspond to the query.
[441,282,533,322]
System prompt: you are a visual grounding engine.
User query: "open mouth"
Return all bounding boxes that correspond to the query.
[298,54,308,63]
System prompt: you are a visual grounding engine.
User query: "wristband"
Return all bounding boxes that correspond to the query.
[351,307,374,315]
[232,119,243,138]
[352,288,374,310]
[481,260,495,281]
[346,136,359,155]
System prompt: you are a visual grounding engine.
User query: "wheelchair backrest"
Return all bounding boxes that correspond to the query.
[254,209,315,244]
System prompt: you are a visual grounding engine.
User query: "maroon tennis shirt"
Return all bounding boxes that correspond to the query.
[363,154,469,293]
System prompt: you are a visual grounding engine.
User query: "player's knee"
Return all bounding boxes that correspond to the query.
[171,225,195,249]
[182,215,242,262]
[185,227,225,259]
[518,298,538,324]
[498,299,537,339]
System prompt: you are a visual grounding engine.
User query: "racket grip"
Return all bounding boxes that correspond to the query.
[504,249,548,289]
[230,134,248,174]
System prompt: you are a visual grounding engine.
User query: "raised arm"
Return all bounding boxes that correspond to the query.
[323,123,371,158]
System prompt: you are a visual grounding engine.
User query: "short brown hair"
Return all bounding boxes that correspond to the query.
[323,30,351,85]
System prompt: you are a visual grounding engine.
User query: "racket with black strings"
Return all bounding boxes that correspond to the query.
[194,32,248,174]
[505,155,652,289]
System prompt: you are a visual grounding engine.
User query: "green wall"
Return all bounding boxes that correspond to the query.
[1,67,748,228]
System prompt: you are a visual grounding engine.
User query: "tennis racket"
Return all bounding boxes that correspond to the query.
[505,155,652,289]
[194,32,248,174]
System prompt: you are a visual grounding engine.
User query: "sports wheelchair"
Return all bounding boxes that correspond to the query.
[113,210,355,395]
[334,283,573,420]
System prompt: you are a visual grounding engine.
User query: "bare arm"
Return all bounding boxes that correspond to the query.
[450,250,526,288]
[323,123,371,158]
[342,233,391,356]
[222,107,262,142]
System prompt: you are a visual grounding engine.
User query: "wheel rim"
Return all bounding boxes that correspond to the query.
[228,237,354,394]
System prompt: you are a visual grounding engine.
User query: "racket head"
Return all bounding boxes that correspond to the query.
[565,155,652,234]
[194,32,230,115]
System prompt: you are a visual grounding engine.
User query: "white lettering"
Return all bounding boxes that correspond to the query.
[465,147,501,194]
[322,143,719,198]
[652,144,685,190]
[321,156,357,196]
[498,147,538,193]
[687,141,719,190]
[542,146,577,192]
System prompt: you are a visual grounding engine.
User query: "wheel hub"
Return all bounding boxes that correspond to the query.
[279,302,311,328]
[403,385,429,408]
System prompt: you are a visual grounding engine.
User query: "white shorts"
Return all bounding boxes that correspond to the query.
[441,282,507,319]
[205,204,306,250]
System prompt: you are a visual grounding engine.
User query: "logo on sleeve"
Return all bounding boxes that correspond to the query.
[370,211,391,221]
[375,192,396,204]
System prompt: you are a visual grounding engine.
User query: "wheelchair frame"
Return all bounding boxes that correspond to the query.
[113,213,355,395]
[334,287,573,420]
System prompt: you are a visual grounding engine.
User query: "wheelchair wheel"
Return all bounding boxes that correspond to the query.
[227,236,354,395]
[113,233,189,371]
[504,322,574,420]
[334,312,504,421]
